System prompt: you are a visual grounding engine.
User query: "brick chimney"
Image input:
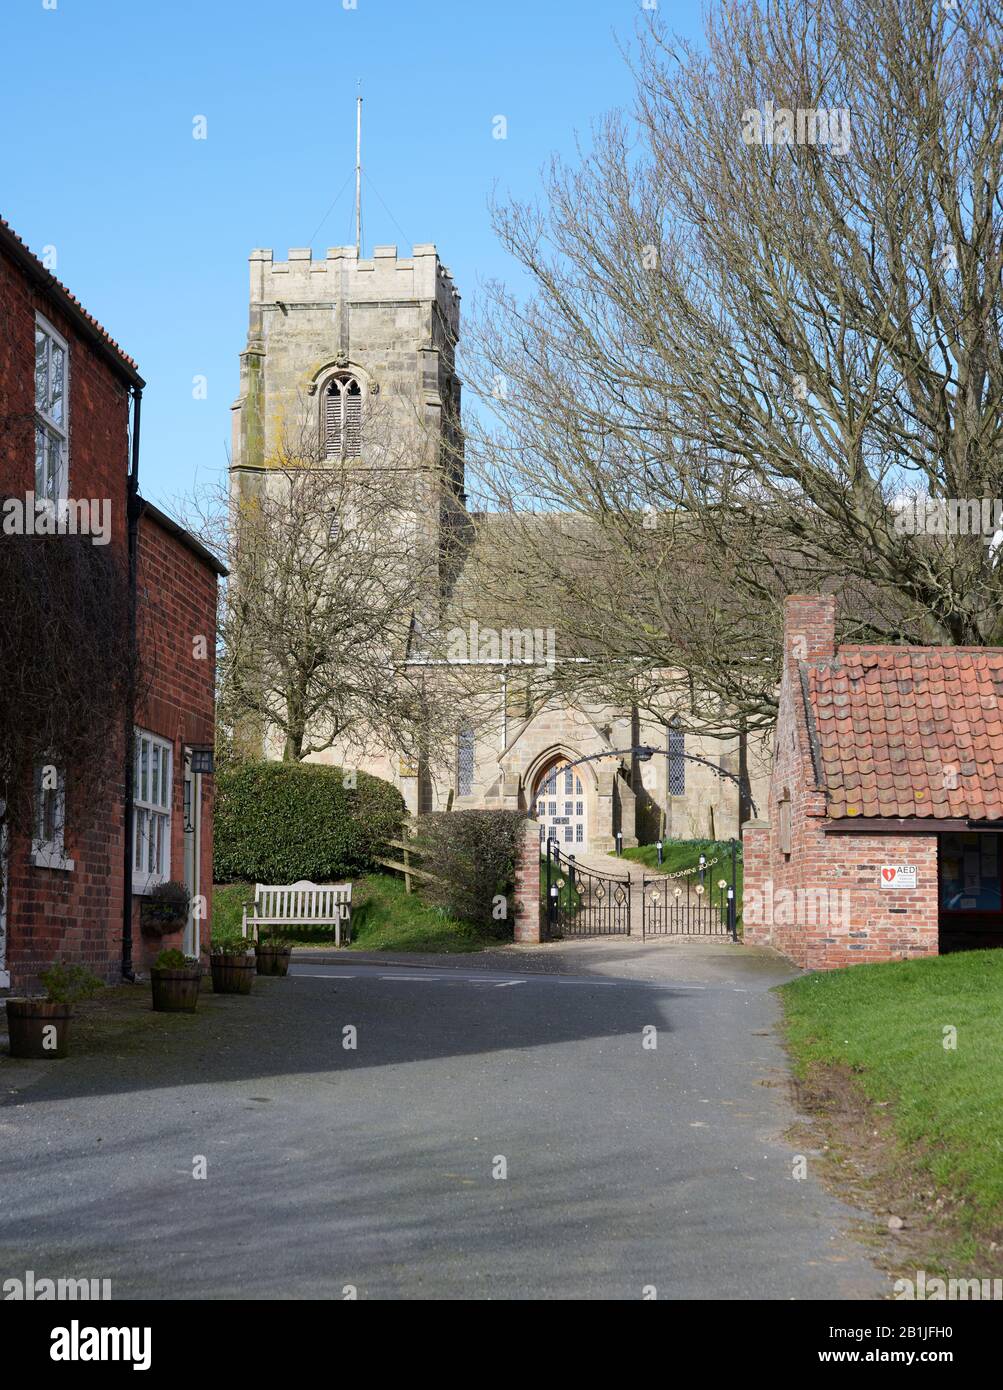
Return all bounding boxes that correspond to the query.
[783,594,836,665]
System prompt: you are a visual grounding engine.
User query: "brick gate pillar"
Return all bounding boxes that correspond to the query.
[741,819,771,945]
[512,818,542,944]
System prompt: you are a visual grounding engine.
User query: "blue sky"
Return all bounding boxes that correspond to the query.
[1,0,703,508]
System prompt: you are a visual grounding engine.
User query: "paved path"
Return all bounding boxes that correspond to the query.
[0,939,889,1300]
[571,848,641,879]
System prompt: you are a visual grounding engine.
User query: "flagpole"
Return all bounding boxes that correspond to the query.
[355,88,362,256]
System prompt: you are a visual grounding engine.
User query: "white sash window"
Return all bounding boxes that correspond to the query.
[133,730,173,891]
[34,315,69,502]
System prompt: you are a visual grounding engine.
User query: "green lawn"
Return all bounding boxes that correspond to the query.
[621,836,739,874]
[211,874,497,953]
[780,950,1003,1248]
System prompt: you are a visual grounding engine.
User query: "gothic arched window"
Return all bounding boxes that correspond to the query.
[323,376,363,458]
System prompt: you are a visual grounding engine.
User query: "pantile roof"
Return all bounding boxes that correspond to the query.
[804,646,1003,821]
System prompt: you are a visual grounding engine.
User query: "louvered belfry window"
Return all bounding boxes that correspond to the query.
[324,376,363,458]
[344,379,362,454]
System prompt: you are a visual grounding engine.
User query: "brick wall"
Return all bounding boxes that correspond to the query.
[133,512,218,969]
[0,232,220,990]
[2,737,127,990]
[0,242,132,550]
[1,239,132,991]
[743,595,940,969]
[512,818,542,944]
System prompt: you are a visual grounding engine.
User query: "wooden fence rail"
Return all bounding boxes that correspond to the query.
[375,825,442,892]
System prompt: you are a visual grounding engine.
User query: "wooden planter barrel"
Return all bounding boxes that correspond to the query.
[210,952,256,995]
[255,945,292,977]
[5,999,73,1059]
[150,966,201,1013]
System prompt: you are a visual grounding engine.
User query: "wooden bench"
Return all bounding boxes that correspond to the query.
[241,880,353,946]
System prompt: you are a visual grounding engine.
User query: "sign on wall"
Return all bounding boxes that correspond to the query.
[880,864,917,889]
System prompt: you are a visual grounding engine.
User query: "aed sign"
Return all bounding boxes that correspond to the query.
[880,864,917,889]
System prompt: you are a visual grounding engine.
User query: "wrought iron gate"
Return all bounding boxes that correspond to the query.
[545,842,631,937]
[642,843,739,939]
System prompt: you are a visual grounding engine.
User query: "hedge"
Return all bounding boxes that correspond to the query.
[412,809,526,937]
[214,761,405,884]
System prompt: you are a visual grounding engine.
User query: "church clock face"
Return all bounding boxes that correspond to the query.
[535,762,587,850]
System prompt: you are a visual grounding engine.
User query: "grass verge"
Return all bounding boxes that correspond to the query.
[779,949,1003,1267]
[212,874,498,953]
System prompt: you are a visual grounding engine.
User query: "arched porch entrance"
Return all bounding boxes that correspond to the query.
[531,755,590,850]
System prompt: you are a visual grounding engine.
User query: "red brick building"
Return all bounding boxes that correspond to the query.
[744,594,1003,969]
[0,216,224,991]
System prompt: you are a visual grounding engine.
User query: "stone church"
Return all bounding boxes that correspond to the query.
[230,241,764,855]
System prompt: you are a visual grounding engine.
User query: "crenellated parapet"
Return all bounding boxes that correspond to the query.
[247,244,460,335]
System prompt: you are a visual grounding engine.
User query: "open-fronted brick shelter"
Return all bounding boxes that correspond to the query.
[743,594,1003,969]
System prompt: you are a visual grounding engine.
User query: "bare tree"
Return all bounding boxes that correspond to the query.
[182,399,463,766]
[465,0,1003,735]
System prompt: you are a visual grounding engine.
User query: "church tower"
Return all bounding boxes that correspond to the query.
[230,242,466,586]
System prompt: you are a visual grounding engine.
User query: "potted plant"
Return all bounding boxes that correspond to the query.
[150,948,201,1013]
[209,939,256,995]
[140,879,191,936]
[5,962,104,1059]
[255,935,293,977]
